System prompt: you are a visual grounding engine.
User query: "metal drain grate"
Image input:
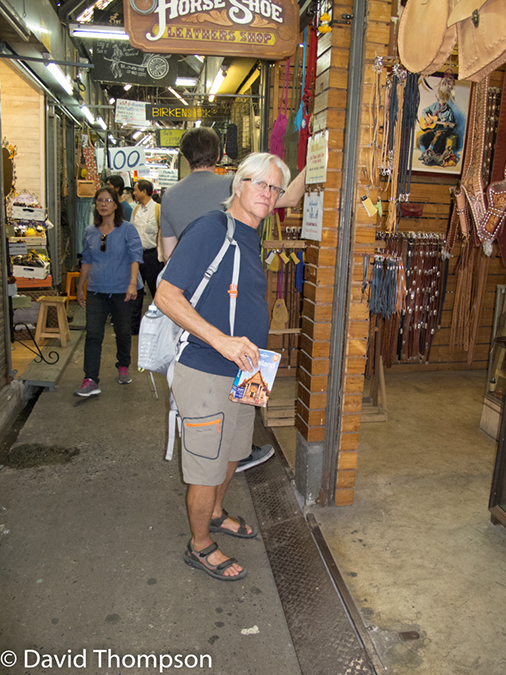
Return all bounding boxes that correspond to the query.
[246,442,378,675]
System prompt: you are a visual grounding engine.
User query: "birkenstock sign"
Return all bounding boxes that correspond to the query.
[123,0,299,59]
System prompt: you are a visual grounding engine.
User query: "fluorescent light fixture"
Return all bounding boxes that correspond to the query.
[45,62,73,95]
[175,77,196,87]
[145,147,178,155]
[80,105,95,124]
[124,83,132,91]
[167,86,189,106]
[109,96,115,104]
[108,134,117,144]
[194,120,202,128]
[97,116,107,130]
[69,23,129,40]
[132,130,143,140]
[208,69,226,102]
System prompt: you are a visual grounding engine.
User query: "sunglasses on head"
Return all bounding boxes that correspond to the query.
[100,234,107,252]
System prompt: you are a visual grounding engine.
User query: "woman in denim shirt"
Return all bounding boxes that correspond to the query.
[74,186,143,397]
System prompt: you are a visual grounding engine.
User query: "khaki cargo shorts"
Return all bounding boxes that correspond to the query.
[172,362,255,486]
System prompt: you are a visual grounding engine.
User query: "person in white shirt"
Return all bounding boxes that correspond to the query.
[131,180,163,334]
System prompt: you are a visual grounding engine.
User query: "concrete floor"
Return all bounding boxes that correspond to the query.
[0,328,301,675]
[276,370,506,675]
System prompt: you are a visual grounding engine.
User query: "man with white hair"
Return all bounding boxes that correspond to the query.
[155,152,290,581]
[161,126,305,473]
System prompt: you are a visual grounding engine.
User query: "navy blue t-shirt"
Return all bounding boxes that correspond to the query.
[162,210,269,377]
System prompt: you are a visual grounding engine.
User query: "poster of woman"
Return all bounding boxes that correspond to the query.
[413,73,471,175]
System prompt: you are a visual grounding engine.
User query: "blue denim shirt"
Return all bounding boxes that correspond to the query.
[82,221,143,294]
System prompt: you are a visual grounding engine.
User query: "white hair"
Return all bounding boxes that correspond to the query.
[223,152,291,210]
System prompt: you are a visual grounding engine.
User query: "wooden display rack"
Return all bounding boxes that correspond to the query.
[362,327,388,423]
[260,376,297,427]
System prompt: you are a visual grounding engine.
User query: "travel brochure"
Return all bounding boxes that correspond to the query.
[229,349,281,407]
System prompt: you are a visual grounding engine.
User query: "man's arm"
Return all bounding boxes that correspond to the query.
[155,279,259,371]
[276,167,306,209]
[162,236,177,261]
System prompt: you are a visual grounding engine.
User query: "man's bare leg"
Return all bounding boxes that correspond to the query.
[211,461,254,536]
[187,483,243,577]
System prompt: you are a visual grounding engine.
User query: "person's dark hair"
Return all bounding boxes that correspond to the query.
[93,186,124,227]
[151,192,161,203]
[180,127,220,170]
[106,174,125,196]
[124,186,134,196]
[136,179,153,197]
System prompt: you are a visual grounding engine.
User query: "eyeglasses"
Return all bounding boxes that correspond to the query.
[97,198,113,204]
[242,178,285,199]
[100,234,107,252]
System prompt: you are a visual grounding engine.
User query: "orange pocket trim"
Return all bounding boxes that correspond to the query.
[185,418,221,434]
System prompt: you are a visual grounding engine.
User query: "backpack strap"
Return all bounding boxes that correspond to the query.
[176,212,239,358]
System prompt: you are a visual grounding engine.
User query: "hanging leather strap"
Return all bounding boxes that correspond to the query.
[491,73,506,183]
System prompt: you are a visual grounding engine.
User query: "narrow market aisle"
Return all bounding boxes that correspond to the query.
[310,370,506,675]
[0,327,300,675]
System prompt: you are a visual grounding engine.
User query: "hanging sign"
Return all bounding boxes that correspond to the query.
[306,131,328,184]
[123,0,299,60]
[158,129,185,147]
[146,104,214,121]
[115,99,149,125]
[158,168,178,187]
[109,147,148,173]
[301,191,323,241]
[93,41,178,86]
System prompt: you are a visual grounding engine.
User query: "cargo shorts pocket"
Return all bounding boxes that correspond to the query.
[182,413,224,460]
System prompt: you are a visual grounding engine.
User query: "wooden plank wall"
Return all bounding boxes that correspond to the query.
[0,62,45,206]
[0,224,7,390]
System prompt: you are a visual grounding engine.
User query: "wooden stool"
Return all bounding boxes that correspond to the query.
[65,271,86,307]
[35,296,71,347]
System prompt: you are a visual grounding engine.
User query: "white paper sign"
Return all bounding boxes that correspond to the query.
[301,191,324,241]
[108,147,147,172]
[158,169,178,188]
[306,131,329,184]
[115,99,148,126]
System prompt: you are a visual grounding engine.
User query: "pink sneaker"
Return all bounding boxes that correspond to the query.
[74,378,101,397]
[118,367,132,384]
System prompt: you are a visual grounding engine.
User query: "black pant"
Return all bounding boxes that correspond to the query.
[131,248,163,334]
[84,292,133,383]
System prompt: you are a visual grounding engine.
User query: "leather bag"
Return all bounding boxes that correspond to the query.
[452,0,506,82]
[76,180,96,198]
[400,203,424,218]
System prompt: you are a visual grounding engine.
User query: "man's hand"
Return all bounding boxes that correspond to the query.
[125,283,137,302]
[212,334,260,371]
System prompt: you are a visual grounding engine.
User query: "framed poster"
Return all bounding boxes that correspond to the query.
[412,76,472,175]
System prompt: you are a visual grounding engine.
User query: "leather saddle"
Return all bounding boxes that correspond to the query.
[398,0,506,82]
